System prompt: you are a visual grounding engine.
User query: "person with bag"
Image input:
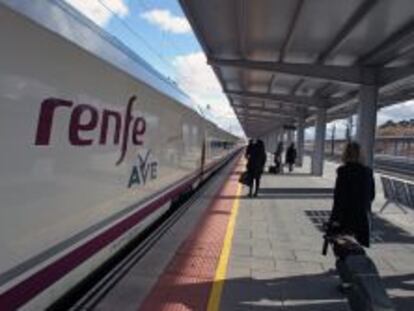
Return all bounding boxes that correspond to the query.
[239,140,254,186]
[246,139,266,197]
[328,141,375,248]
[285,143,297,172]
[245,139,254,159]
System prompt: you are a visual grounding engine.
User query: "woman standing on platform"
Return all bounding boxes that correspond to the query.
[245,139,254,159]
[285,143,297,172]
[329,142,375,247]
[247,139,267,197]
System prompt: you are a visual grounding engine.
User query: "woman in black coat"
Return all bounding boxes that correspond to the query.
[245,139,254,159]
[285,143,297,172]
[329,142,375,247]
[247,139,266,197]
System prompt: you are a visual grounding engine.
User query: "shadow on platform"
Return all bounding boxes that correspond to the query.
[217,187,333,200]
[305,210,414,245]
[143,270,413,310]
[260,187,333,195]
[262,172,312,177]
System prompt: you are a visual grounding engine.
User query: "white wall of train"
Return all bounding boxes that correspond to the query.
[0,1,240,309]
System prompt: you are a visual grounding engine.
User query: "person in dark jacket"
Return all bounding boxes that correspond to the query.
[245,139,254,160]
[247,139,266,197]
[285,143,297,172]
[329,142,375,247]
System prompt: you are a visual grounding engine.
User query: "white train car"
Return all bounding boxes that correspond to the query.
[0,1,240,309]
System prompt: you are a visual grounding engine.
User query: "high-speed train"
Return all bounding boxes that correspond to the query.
[0,1,240,309]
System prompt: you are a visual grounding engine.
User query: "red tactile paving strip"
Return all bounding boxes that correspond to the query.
[139,157,243,311]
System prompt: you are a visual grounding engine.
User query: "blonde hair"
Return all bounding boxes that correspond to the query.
[342,141,362,164]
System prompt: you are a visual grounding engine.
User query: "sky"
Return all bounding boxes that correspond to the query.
[63,0,413,140]
[63,0,244,136]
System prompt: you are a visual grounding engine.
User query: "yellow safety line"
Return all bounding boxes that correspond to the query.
[207,183,242,311]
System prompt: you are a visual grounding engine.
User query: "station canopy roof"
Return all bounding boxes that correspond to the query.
[179,0,414,137]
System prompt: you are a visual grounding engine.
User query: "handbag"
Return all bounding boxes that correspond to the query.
[239,171,252,186]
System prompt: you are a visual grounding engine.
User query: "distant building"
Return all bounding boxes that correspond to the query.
[377,119,414,137]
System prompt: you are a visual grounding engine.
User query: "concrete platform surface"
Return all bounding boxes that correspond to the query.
[92,155,414,311]
[220,156,414,311]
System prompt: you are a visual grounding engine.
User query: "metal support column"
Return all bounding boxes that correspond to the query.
[356,84,378,167]
[265,134,271,153]
[311,107,327,176]
[296,114,305,167]
[280,129,285,142]
[265,133,269,153]
[287,130,294,146]
[270,129,278,152]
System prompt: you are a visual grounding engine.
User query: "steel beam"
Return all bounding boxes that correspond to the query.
[257,123,292,139]
[242,124,277,136]
[237,0,247,58]
[239,113,290,120]
[310,87,414,125]
[227,90,334,108]
[380,66,414,85]
[307,1,378,109]
[233,103,298,118]
[359,19,414,65]
[290,79,304,95]
[267,0,304,96]
[267,74,277,93]
[279,0,304,62]
[209,58,376,84]
[313,82,334,97]
[242,122,272,128]
[237,110,295,121]
[242,120,271,127]
[380,91,414,105]
[317,0,379,63]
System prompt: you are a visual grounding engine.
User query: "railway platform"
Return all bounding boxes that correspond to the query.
[86,155,414,311]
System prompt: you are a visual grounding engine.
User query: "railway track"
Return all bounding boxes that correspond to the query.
[305,150,413,179]
[374,155,414,180]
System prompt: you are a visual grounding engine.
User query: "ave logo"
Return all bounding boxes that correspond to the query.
[128,149,158,188]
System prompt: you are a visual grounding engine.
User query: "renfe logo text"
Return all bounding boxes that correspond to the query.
[35,96,146,165]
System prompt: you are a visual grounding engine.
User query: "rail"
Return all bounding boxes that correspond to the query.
[304,148,414,179]
[305,137,414,158]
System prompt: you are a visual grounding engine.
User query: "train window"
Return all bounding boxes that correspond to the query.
[209,139,234,150]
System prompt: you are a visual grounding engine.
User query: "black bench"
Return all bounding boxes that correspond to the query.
[379,176,414,214]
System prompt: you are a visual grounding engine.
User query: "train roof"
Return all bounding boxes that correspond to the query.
[1,0,201,115]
